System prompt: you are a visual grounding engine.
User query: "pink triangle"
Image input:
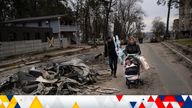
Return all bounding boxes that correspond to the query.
[116,95,123,102]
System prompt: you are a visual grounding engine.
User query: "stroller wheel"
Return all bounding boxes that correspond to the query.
[126,80,131,89]
[139,80,144,85]
[126,79,128,85]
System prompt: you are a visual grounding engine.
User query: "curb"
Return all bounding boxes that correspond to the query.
[161,42,192,65]
[168,41,192,55]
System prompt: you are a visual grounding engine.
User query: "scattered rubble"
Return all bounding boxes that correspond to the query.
[0,58,119,95]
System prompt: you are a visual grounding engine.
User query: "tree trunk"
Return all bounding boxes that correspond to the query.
[103,0,113,56]
[165,0,172,40]
[83,6,89,43]
[104,0,113,42]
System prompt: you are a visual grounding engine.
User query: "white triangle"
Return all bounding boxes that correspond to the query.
[152,96,158,101]
[103,97,116,108]
[116,98,129,108]
[190,96,192,100]
[171,102,180,108]
[144,102,153,108]
[48,98,64,108]
[16,96,34,108]
[151,102,158,108]
[163,102,169,107]
[113,96,122,102]
[182,95,188,101]
[95,96,108,107]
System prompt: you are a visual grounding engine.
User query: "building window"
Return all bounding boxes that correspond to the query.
[23,32,30,40]
[41,32,49,42]
[35,33,41,40]
[38,22,42,27]
[9,32,17,41]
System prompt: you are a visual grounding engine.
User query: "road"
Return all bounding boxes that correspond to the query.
[0,42,192,95]
[98,43,192,95]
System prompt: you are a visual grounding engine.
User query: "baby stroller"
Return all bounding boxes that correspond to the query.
[123,54,144,89]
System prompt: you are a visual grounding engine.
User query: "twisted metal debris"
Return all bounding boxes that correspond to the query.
[0,58,119,95]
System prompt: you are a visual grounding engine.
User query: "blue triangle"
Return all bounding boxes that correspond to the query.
[182,96,192,108]
[15,103,21,108]
[159,95,165,101]
[130,102,137,108]
[175,95,184,102]
[7,95,13,101]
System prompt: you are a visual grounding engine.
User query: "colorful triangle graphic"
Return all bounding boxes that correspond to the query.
[130,102,137,108]
[148,96,154,102]
[167,103,173,108]
[139,103,145,108]
[73,102,80,108]
[116,95,123,102]
[30,96,43,108]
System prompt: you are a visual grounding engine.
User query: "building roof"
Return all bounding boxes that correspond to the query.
[3,14,69,23]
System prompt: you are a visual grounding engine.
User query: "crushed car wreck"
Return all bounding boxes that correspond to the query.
[0,58,119,95]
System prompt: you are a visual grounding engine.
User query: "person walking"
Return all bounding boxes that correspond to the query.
[105,36,118,78]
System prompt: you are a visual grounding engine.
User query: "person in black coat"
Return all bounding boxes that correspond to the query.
[104,36,118,78]
[125,36,141,55]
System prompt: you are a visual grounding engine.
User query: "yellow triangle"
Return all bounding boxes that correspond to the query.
[30,97,43,108]
[0,96,9,102]
[7,97,17,108]
[73,102,80,108]
[0,103,5,108]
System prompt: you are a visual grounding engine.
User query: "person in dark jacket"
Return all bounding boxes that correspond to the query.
[125,36,141,55]
[105,36,118,78]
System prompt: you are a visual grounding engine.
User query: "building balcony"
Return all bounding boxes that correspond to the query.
[60,25,79,32]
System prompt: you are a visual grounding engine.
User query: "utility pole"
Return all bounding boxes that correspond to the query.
[165,0,172,40]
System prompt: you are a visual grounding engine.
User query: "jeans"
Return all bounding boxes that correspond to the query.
[109,56,118,76]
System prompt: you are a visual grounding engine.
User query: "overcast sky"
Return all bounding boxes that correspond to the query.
[141,0,179,32]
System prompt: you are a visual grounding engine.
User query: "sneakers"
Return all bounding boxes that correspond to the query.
[110,70,117,78]
[114,71,117,78]
[114,75,117,78]
[111,70,114,76]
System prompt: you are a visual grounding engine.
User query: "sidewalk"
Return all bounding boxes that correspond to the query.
[166,40,192,58]
[0,45,92,72]
[162,41,192,66]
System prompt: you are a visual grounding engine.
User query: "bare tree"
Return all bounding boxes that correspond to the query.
[151,17,166,38]
[114,0,145,40]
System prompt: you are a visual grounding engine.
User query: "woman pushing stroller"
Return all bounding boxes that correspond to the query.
[123,36,144,88]
[125,36,141,55]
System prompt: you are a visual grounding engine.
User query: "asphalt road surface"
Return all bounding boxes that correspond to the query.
[98,43,192,95]
[0,43,191,95]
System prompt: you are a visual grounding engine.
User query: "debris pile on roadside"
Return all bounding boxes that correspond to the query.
[0,58,119,95]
